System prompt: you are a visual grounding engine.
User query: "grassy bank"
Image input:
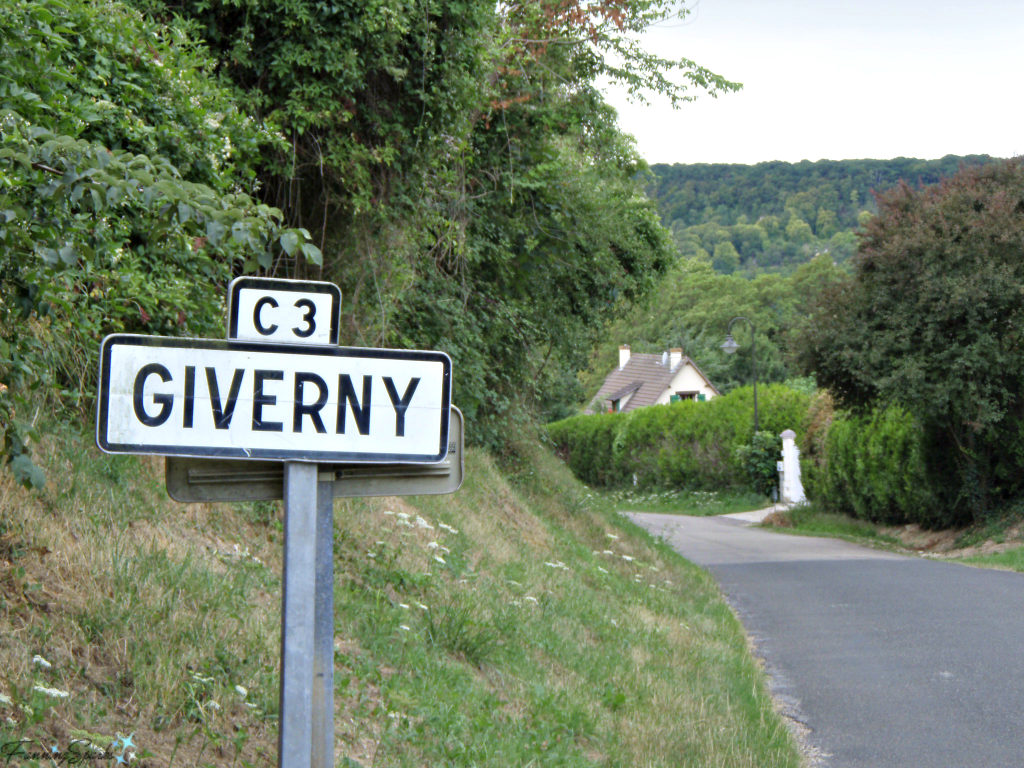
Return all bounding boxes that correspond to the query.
[0,421,800,767]
[764,502,1024,573]
[603,488,770,517]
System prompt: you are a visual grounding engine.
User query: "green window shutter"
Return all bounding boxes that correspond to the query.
[670,394,679,403]
[698,394,706,402]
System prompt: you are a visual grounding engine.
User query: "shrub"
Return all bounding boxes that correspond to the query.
[546,384,811,493]
[817,405,947,528]
[735,432,783,499]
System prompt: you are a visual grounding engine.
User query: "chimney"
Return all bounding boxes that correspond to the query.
[669,348,683,369]
[619,344,631,369]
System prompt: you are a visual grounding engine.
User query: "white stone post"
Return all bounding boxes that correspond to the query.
[779,429,806,504]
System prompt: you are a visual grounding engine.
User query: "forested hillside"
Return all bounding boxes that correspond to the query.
[647,156,996,275]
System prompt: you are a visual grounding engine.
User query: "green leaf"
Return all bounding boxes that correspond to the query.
[301,242,323,265]
[206,219,227,247]
[11,454,46,489]
[280,231,299,256]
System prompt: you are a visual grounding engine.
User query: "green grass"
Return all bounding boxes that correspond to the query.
[761,502,903,547]
[957,548,1024,571]
[0,417,801,767]
[602,487,771,516]
[764,502,1024,574]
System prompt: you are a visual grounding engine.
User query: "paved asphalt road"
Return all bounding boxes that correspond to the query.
[629,511,1024,768]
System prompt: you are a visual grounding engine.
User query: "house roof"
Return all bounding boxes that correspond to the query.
[586,353,720,414]
[605,380,644,402]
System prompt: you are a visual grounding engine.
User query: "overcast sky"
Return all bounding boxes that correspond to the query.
[600,0,1024,165]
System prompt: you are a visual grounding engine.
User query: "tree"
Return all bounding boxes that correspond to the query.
[794,158,1024,521]
[0,0,319,485]
[135,0,740,449]
[712,241,740,274]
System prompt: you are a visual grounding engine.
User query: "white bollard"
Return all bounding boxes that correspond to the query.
[778,429,806,504]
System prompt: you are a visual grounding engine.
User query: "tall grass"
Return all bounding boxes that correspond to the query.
[0,418,800,767]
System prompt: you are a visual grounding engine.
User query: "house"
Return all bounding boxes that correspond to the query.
[586,345,720,414]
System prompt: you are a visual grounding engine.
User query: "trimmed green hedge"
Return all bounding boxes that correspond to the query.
[815,406,945,528]
[549,386,959,528]
[546,385,811,490]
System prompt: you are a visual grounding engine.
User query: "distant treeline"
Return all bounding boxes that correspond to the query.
[647,155,998,275]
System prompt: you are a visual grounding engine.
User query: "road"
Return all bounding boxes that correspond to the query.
[629,511,1024,768]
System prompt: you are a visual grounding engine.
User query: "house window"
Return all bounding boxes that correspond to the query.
[674,391,701,402]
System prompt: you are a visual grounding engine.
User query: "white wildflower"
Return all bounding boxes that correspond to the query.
[606,534,619,540]
[235,685,248,697]
[383,510,395,516]
[396,512,410,520]
[32,685,69,699]
[245,702,258,709]
[398,625,411,632]
[621,555,634,562]
[524,596,539,604]
[415,516,434,530]
[597,567,608,574]
[367,553,377,559]
[438,523,459,534]
[32,654,52,669]
[0,693,12,706]
[207,701,221,711]
[602,550,614,555]
[416,603,429,611]
[433,556,446,564]
[426,541,440,550]
[396,519,413,528]
[399,603,410,609]
[507,580,522,587]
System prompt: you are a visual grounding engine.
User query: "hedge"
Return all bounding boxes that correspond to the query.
[546,385,812,490]
[549,386,964,528]
[814,405,946,528]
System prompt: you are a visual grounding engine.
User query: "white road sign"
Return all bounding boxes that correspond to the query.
[227,277,341,346]
[97,334,451,463]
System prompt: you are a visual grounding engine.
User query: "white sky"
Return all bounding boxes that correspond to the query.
[600,0,1024,165]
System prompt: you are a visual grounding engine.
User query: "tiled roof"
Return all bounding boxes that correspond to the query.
[585,353,720,414]
[605,380,643,402]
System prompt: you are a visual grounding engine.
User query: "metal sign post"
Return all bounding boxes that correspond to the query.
[97,277,462,768]
[280,462,318,768]
[312,468,334,768]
